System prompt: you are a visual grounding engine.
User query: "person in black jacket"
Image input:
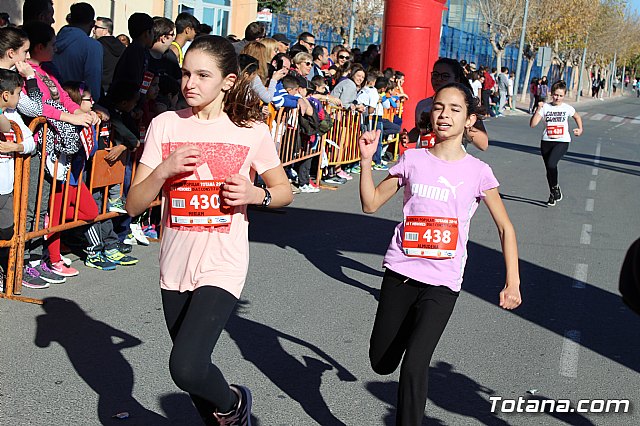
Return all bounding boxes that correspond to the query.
[111,13,153,90]
[93,17,125,99]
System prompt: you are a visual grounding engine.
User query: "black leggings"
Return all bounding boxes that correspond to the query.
[162,286,238,419]
[369,269,458,426]
[540,140,569,189]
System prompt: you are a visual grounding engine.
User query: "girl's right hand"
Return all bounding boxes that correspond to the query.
[400,129,409,147]
[157,145,201,180]
[69,112,93,127]
[358,130,381,161]
[14,61,35,78]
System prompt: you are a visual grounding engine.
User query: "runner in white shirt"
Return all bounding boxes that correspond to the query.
[530,80,583,206]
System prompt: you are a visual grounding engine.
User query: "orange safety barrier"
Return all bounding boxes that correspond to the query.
[0,121,37,303]
[1,116,159,304]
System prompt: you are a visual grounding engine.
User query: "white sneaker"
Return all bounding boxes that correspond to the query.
[61,254,72,267]
[129,223,150,246]
[299,184,320,193]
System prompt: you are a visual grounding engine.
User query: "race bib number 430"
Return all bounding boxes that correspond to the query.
[402,216,458,259]
[546,125,565,139]
[169,180,232,227]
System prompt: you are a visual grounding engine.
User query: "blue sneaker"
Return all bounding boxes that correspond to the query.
[372,163,389,171]
[85,253,117,271]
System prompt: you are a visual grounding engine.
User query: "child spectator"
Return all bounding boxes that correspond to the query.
[284,76,318,193]
[357,73,387,170]
[62,82,138,270]
[99,80,148,246]
[0,69,40,288]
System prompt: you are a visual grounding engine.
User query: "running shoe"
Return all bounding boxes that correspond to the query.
[108,197,127,214]
[49,260,78,278]
[37,262,69,282]
[299,184,320,193]
[372,163,389,171]
[143,225,158,239]
[85,253,117,271]
[60,254,72,267]
[547,193,556,207]
[213,384,252,426]
[123,233,136,245]
[129,223,150,246]
[321,175,346,185]
[336,170,353,180]
[22,266,50,289]
[115,241,133,254]
[290,183,301,194]
[552,185,563,202]
[104,248,139,266]
[349,165,361,174]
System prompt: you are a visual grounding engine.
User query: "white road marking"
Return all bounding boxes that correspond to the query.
[560,330,581,378]
[590,113,605,120]
[592,168,598,176]
[573,264,588,289]
[610,116,624,123]
[580,224,592,245]
[589,180,597,190]
[585,199,594,212]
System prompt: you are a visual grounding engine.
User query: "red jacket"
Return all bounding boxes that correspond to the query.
[482,71,495,90]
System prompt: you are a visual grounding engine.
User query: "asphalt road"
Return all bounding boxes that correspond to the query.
[1,94,639,426]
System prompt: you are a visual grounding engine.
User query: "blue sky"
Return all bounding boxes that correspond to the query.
[629,0,640,13]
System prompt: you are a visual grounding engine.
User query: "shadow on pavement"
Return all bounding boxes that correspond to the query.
[250,207,396,300]
[34,297,172,425]
[464,241,640,374]
[499,193,549,208]
[489,140,640,176]
[226,300,356,426]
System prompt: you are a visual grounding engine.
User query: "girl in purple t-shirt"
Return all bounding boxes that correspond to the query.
[358,82,522,426]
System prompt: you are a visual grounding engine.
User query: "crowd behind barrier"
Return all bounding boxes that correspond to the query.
[0,100,404,304]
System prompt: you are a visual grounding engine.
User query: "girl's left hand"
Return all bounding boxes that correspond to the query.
[573,128,583,136]
[220,174,261,206]
[499,285,522,310]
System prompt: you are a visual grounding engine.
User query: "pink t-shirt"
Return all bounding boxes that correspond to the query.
[383,149,499,292]
[140,109,281,297]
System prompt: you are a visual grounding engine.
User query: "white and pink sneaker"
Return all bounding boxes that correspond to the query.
[50,261,79,277]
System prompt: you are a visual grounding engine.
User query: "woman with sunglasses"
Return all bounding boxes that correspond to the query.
[291,52,313,79]
[401,58,489,153]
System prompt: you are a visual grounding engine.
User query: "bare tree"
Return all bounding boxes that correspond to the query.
[286,0,384,43]
[476,0,525,70]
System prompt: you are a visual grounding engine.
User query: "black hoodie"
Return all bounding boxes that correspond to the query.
[98,35,126,96]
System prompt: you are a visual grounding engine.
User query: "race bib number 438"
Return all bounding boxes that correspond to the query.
[402,216,458,259]
[169,180,232,227]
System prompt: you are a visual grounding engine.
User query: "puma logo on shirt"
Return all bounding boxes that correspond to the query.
[411,177,465,202]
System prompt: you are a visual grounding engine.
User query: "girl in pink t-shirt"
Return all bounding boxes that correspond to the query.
[127,36,293,425]
[359,83,521,426]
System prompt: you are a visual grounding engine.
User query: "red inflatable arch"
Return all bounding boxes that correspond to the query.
[382,0,448,130]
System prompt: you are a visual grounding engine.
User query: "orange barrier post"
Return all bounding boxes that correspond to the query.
[0,121,42,304]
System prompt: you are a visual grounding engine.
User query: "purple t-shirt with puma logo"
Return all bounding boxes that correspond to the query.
[383,149,499,291]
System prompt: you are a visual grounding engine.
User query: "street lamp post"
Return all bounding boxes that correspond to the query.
[513,0,530,101]
[576,32,588,103]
